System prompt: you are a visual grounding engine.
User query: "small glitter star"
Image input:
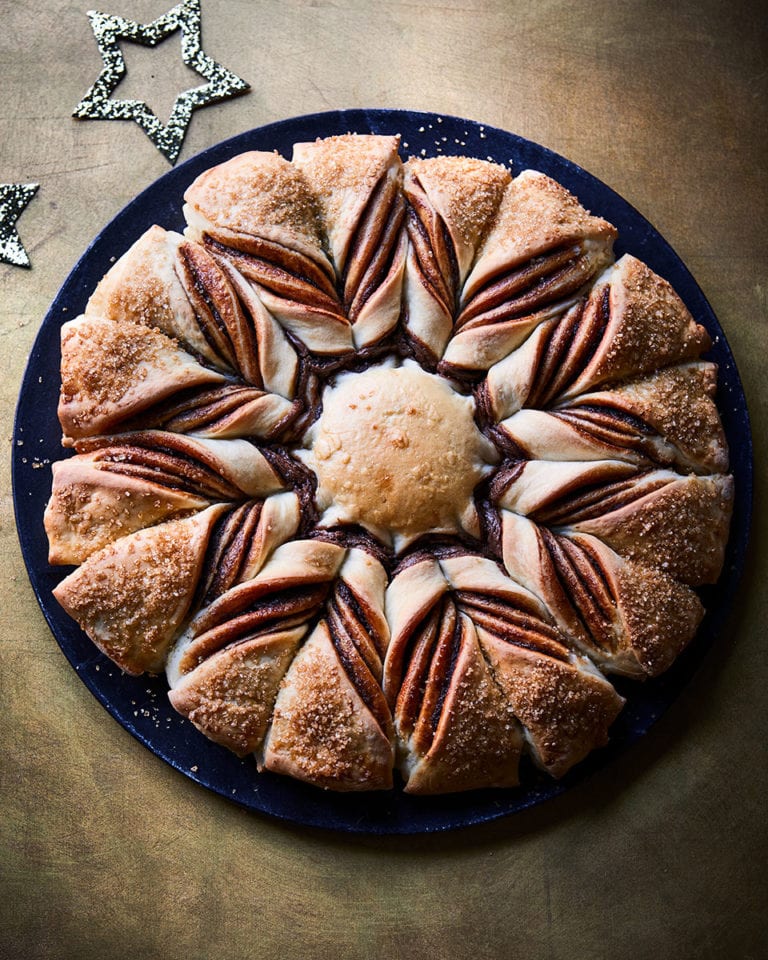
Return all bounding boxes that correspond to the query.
[73,0,250,164]
[0,183,39,268]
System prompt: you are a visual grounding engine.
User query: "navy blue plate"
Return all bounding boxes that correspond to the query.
[12,110,753,833]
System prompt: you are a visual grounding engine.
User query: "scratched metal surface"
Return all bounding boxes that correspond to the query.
[1,2,766,958]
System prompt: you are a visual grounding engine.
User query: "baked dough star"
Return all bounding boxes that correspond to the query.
[73,0,249,164]
[0,183,39,268]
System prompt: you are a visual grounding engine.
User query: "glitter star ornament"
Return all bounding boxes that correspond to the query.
[73,0,250,164]
[0,183,39,268]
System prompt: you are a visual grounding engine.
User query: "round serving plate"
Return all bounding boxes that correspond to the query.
[12,110,753,834]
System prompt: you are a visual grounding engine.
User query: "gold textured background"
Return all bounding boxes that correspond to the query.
[2,1,766,957]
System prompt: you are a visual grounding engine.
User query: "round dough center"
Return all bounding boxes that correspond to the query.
[309,365,495,547]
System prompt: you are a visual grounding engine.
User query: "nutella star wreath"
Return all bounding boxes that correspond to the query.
[44,133,734,794]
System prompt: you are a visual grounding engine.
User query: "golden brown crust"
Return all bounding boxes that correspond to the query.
[570,472,734,585]
[294,134,408,349]
[404,155,511,281]
[86,226,213,361]
[53,506,227,674]
[558,255,711,398]
[293,133,402,270]
[262,621,394,791]
[479,635,624,777]
[495,458,733,586]
[384,554,621,784]
[500,512,704,678]
[165,542,393,783]
[397,614,523,795]
[587,362,728,474]
[401,156,511,361]
[497,361,728,474]
[462,169,617,302]
[170,539,346,674]
[183,151,328,265]
[58,315,227,442]
[44,433,282,565]
[44,456,209,565]
[183,151,356,356]
[612,556,704,676]
[169,627,305,756]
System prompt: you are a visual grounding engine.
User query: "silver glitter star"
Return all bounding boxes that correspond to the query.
[73,0,250,164]
[0,183,39,268]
